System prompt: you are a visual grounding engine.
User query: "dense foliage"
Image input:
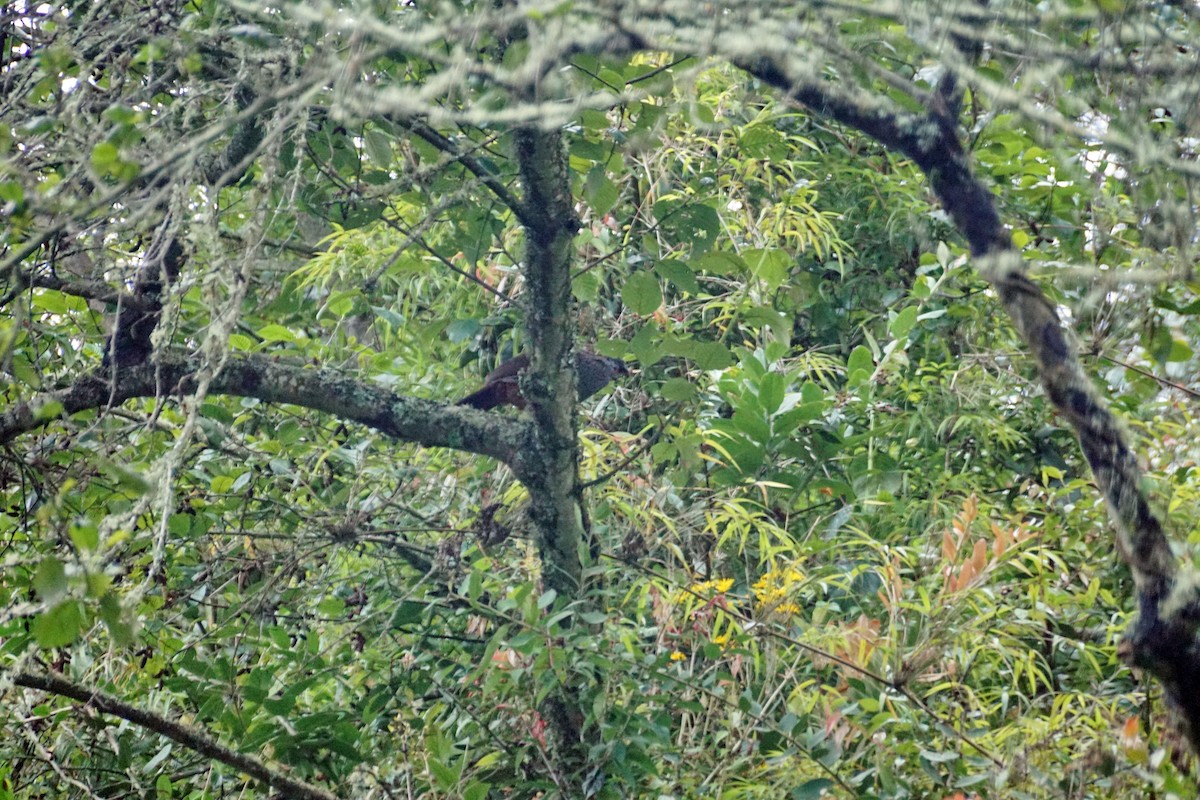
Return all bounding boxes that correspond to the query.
[3,1,1200,798]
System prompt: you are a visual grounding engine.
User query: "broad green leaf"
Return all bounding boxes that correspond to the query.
[33,558,68,604]
[622,272,663,315]
[90,141,119,168]
[428,757,458,790]
[572,270,600,301]
[678,340,734,370]
[660,377,697,401]
[655,259,700,294]
[792,779,834,800]
[257,324,300,343]
[32,600,84,648]
[390,601,426,627]
[100,592,136,647]
[846,345,874,383]
[757,371,785,414]
[33,400,63,423]
[585,166,619,215]
[228,333,255,350]
[1167,338,1194,362]
[100,460,151,496]
[745,248,791,290]
[692,251,746,276]
[889,305,918,338]
[626,324,663,367]
[363,128,393,166]
[445,318,481,343]
[69,522,99,551]
[463,781,491,800]
[655,201,719,253]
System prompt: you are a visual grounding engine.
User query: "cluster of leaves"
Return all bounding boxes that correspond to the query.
[4,1,1200,799]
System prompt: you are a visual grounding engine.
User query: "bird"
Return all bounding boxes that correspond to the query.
[457,351,628,411]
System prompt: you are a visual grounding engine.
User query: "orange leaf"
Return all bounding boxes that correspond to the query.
[971,538,988,574]
[942,528,956,560]
[1122,716,1139,739]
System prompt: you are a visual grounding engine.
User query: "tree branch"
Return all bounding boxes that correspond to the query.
[739,51,1200,753]
[0,269,156,310]
[0,352,526,465]
[510,125,585,595]
[394,117,535,230]
[12,669,339,800]
[504,121,593,786]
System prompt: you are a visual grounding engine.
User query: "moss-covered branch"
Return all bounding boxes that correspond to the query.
[739,51,1200,752]
[0,353,525,465]
[12,669,338,800]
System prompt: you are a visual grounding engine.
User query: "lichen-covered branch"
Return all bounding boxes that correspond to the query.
[11,669,338,800]
[394,117,534,230]
[0,353,525,465]
[507,123,593,788]
[740,51,1200,752]
[510,125,587,596]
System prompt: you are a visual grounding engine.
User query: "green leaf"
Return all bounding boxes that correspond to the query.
[585,166,619,215]
[390,601,426,627]
[445,318,481,343]
[731,409,770,445]
[846,345,874,387]
[745,248,791,290]
[100,592,136,647]
[100,460,151,496]
[318,596,345,616]
[679,341,734,370]
[32,292,70,313]
[655,259,700,294]
[256,324,300,343]
[660,377,697,401]
[889,305,918,338]
[363,128,394,166]
[0,180,25,205]
[168,514,192,536]
[1167,338,1194,363]
[757,372,785,414]
[627,324,663,367]
[32,400,63,423]
[69,522,99,551]
[228,333,255,351]
[920,748,959,764]
[655,202,719,253]
[622,272,663,315]
[792,779,834,799]
[90,141,119,168]
[325,291,357,317]
[572,270,600,302]
[33,558,68,604]
[692,251,746,276]
[774,402,823,436]
[373,306,406,328]
[427,756,459,790]
[463,782,491,800]
[739,126,788,160]
[32,600,84,648]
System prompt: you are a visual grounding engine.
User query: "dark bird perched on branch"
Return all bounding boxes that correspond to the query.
[458,352,628,411]
[103,236,185,368]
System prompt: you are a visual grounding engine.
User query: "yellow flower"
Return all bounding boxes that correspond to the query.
[690,577,734,594]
